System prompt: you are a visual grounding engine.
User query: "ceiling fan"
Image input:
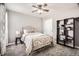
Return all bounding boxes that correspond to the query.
[32,3,49,14]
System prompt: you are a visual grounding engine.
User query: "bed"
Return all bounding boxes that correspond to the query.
[20,26,54,55]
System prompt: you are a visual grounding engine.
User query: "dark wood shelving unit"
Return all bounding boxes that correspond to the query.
[57,17,79,48]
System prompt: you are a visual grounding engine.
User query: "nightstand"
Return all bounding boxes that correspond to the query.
[15,31,24,45]
[15,36,24,45]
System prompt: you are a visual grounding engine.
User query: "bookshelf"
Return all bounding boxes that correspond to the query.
[57,17,79,48]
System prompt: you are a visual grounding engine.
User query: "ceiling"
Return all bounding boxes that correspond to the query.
[5,3,78,18]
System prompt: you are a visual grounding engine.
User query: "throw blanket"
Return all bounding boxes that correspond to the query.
[21,33,32,55]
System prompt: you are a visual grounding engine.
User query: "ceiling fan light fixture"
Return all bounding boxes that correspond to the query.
[33,7,37,10]
[37,9,43,14]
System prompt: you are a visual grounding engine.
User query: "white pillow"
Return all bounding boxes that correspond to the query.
[23,29,28,34]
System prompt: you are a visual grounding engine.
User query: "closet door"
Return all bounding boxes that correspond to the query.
[65,19,74,47]
[57,20,65,44]
[57,18,74,48]
[75,18,79,47]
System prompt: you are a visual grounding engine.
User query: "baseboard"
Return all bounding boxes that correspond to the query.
[6,42,15,47]
[6,42,22,47]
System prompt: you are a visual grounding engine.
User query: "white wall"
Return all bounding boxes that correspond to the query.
[43,7,79,39]
[8,10,42,43]
[43,18,53,36]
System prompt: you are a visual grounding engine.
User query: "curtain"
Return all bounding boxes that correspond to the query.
[0,3,6,55]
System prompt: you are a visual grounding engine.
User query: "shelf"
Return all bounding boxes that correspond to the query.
[57,27,73,31]
[59,34,64,35]
[66,42,73,47]
[56,17,78,48]
[60,24,73,27]
[61,25,64,27]
[66,28,73,30]
[59,40,64,43]
[66,23,73,25]
[57,27,60,28]
[67,38,73,40]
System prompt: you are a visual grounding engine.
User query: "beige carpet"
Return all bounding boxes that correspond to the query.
[5,42,79,56]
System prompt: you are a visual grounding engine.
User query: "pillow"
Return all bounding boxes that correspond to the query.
[23,29,28,33]
[23,29,35,33]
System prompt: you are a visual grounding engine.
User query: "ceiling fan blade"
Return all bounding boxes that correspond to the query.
[32,5,38,8]
[44,3,47,7]
[32,5,42,9]
[32,10,37,13]
[42,9,49,12]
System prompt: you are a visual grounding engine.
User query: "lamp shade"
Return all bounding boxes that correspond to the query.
[16,31,20,35]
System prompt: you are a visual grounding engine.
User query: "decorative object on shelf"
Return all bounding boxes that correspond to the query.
[57,17,79,48]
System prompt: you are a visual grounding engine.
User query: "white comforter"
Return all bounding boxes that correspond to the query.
[21,32,53,55]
